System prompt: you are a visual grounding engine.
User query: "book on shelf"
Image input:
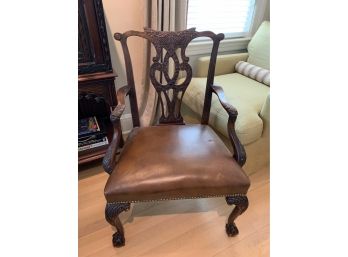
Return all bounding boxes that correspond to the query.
[78,116,105,138]
[78,136,107,147]
[78,131,106,142]
[78,116,109,151]
[78,136,109,152]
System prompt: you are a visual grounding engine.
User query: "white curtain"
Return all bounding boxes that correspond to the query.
[137,0,188,126]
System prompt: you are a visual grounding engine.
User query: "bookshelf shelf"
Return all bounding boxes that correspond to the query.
[78,144,109,164]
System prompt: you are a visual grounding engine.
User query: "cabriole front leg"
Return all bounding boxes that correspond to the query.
[225,195,249,236]
[105,202,131,247]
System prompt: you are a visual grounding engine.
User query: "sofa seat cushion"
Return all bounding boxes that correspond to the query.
[104,125,250,203]
[182,73,270,145]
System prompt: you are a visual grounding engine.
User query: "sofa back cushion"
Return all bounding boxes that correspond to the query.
[247,21,270,70]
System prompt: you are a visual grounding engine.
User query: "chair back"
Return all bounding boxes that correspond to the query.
[114,28,224,126]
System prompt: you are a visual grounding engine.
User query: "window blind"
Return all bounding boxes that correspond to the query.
[187,0,256,38]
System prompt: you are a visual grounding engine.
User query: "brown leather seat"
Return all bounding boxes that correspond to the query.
[104,124,250,203]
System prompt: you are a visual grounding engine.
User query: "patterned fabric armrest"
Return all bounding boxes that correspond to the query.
[196,52,249,77]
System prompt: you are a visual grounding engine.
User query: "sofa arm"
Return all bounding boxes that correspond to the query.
[196,52,249,77]
[260,93,270,136]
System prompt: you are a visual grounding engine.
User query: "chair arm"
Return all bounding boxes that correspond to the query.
[211,84,246,167]
[196,52,249,77]
[102,85,131,174]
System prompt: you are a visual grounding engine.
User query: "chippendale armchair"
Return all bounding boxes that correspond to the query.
[102,28,250,247]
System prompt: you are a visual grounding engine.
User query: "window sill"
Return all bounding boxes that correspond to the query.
[186,37,251,56]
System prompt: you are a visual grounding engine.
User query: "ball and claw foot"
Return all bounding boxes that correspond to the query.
[112,232,125,247]
[225,222,239,236]
[105,202,130,247]
[225,195,248,237]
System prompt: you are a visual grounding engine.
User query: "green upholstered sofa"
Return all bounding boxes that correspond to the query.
[182,21,270,174]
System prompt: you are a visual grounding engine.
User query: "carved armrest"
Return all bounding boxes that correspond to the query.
[102,85,131,174]
[211,84,246,167]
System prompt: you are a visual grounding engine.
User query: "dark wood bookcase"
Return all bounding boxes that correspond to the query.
[78,0,118,164]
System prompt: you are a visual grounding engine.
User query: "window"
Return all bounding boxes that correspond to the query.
[187,0,256,39]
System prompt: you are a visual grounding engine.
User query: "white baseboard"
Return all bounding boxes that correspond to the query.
[120,113,133,137]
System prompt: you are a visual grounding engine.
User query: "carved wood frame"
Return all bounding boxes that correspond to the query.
[105,195,249,247]
[114,27,224,126]
[103,28,250,247]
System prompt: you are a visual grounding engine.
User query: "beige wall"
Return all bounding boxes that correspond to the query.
[103,0,146,116]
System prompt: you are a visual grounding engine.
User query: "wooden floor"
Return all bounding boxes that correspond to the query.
[79,163,269,257]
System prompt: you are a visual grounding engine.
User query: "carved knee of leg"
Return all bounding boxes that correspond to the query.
[225,195,249,237]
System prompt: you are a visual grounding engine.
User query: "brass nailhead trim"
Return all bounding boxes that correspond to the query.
[108,193,247,204]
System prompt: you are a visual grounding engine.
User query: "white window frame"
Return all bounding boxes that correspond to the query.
[186,0,269,56]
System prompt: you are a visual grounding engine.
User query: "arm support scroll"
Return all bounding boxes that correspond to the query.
[211,85,246,167]
[102,85,131,174]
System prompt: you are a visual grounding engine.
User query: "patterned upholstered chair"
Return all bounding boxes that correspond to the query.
[102,28,250,247]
